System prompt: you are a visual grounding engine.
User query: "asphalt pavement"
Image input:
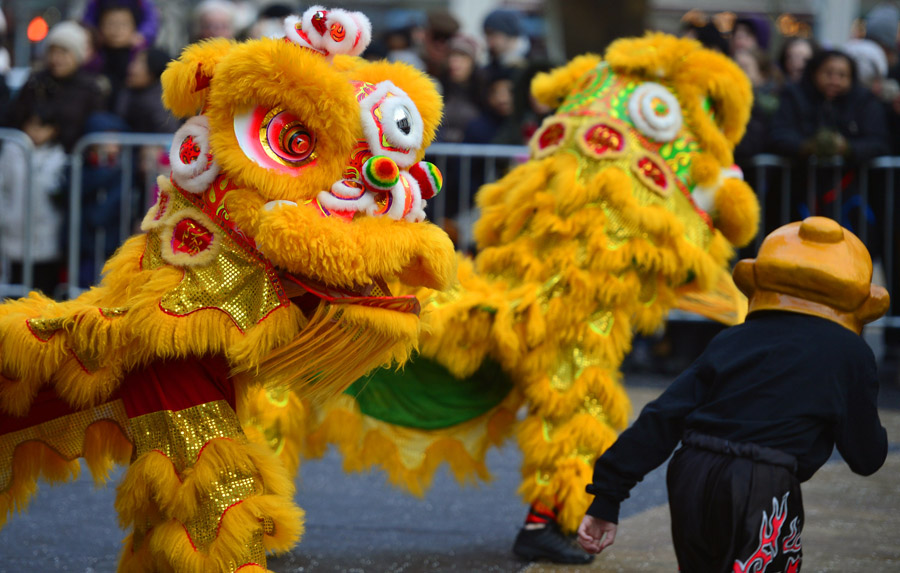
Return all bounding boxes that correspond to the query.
[0,373,897,572]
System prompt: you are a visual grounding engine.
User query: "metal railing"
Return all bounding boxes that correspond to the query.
[1,130,898,327]
[425,142,530,249]
[0,128,37,298]
[66,132,172,299]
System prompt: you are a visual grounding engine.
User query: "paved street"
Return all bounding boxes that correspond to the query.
[0,374,898,572]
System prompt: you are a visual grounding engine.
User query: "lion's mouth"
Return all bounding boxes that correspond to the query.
[280,272,421,316]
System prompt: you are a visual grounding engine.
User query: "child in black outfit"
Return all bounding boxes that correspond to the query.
[578,217,890,572]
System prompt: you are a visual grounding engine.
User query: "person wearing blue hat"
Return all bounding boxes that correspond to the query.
[482,9,528,83]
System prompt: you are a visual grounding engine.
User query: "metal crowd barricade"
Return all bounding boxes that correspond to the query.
[425,142,529,250]
[67,132,173,300]
[0,131,891,327]
[745,153,899,327]
[0,128,38,298]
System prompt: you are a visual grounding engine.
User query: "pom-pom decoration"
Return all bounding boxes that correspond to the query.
[357,81,424,168]
[170,115,220,194]
[627,82,683,142]
[407,161,442,200]
[284,6,372,58]
[234,106,317,174]
[713,175,759,248]
[362,155,400,191]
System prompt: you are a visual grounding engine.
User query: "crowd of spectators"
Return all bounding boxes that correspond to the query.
[1,1,900,299]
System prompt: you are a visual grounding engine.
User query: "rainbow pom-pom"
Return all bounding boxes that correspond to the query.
[363,155,400,191]
[408,161,442,200]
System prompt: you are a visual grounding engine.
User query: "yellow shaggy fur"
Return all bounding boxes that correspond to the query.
[291,33,759,535]
[0,14,456,571]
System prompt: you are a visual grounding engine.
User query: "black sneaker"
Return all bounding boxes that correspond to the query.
[512,521,595,564]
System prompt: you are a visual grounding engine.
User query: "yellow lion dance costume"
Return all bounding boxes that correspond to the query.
[268,32,760,563]
[0,7,456,571]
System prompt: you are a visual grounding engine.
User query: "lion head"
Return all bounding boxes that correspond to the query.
[144,6,455,397]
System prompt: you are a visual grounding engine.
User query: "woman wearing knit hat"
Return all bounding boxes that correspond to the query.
[5,21,107,152]
[731,14,772,55]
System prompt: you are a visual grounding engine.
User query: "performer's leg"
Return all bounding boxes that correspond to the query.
[668,446,803,573]
[115,399,303,572]
[513,497,594,564]
[731,465,803,573]
[667,446,737,572]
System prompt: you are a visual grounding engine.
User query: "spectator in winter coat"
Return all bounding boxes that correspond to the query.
[6,21,107,152]
[436,35,484,144]
[778,37,816,85]
[769,49,889,162]
[82,0,159,48]
[114,47,179,133]
[0,107,68,296]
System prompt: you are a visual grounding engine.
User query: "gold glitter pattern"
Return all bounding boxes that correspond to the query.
[142,227,164,270]
[0,400,131,492]
[186,468,263,552]
[130,400,268,567]
[580,394,608,422]
[99,307,129,319]
[130,400,246,470]
[588,310,614,336]
[548,346,603,392]
[25,316,65,341]
[142,187,287,332]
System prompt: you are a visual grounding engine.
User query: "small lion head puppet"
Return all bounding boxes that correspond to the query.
[0,6,454,571]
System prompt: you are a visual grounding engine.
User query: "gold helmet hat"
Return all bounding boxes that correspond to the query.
[733,216,890,333]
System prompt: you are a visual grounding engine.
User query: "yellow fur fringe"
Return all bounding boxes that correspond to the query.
[304,390,522,496]
[0,420,132,528]
[115,437,302,571]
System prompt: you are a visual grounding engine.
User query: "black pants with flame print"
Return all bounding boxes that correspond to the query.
[667,433,803,573]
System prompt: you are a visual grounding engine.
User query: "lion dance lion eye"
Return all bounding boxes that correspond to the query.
[233,106,318,172]
[275,122,315,163]
[264,110,316,165]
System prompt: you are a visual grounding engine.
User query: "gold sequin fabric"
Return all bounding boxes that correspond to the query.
[129,400,268,566]
[130,400,247,472]
[143,179,288,332]
[0,400,131,493]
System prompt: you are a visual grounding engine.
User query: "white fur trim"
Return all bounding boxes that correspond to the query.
[318,182,376,213]
[692,166,745,214]
[628,82,683,142]
[691,184,716,213]
[318,9,371,56]
[400,172,426,223]
[263,200,298,211]
[358,81,423,168]
[721,165,744,181]
[170,116,220,194]
[348,11,372,55]
[284,14,326,54]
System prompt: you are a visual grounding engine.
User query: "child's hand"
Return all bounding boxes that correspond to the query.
[577,515,617,554]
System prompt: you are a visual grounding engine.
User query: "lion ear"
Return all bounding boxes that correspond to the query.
[162,38,234,118]
[531,54,602,109]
